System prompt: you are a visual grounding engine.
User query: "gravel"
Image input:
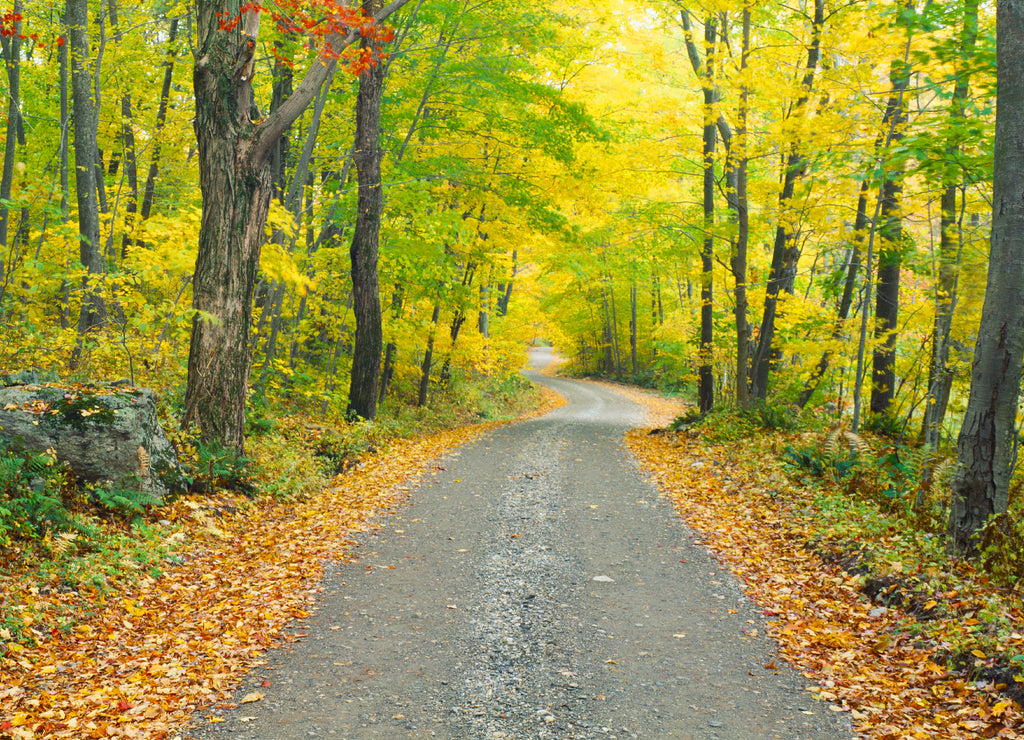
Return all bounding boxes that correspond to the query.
[183,348,855,740]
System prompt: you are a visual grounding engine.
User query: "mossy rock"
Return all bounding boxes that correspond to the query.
[0,384,185,501]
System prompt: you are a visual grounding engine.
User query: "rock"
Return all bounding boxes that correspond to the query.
[1,369,60,387]
[0,383,186,501]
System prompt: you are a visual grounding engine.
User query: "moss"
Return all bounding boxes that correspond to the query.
[50,391,117,430]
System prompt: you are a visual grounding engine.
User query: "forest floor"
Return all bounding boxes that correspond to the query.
[0,350,1020,739]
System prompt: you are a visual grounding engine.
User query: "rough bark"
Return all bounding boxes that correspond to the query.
[184,0,412,453]
[347,9,387,421]
[949,0,1024,554]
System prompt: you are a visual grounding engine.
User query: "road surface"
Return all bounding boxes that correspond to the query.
[184,347,851,740]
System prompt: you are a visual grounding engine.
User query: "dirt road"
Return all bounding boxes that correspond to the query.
[185,348,851,739]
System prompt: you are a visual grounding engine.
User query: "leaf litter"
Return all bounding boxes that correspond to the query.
[0,391,563,740]
[616,388,1023,740]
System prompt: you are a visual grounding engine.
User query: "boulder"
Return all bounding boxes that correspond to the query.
[0,383,187,501]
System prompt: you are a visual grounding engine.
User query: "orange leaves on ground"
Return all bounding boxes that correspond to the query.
[625,428,1023,740]
[0,425,490,739]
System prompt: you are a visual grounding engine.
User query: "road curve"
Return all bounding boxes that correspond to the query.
[185,347,851,740]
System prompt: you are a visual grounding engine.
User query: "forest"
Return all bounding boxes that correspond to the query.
[1,0,1024,735]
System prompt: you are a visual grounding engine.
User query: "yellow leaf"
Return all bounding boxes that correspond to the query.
[240,691,265,704]
[6,642,24,653]
[972,649,987,659]
[124,599,146,617]
[209,717,225,723]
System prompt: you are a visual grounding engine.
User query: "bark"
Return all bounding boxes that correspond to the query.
[680,9,717,412]
[698,16,716,414]
[748,0,824,401]
[732,4,752,410]
[347,11,387,421]
[184,0,412,452]
[58,17,71,329]
[67,0,107,348]
[870,178,903,415]
[0,0,23,263]
[870,54,912,416]
[949,0,1024,554]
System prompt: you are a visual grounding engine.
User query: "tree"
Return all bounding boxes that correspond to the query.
[948,0,1024,555]
[183,0,409,453]
[347,0,388,421]
[679,9,717,414]
[67,0,107,355]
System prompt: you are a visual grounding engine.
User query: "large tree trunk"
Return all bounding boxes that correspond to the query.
[348,9,387,421]
[948,0,1024,555]
[870,178,903,415]
[184,0,411,453]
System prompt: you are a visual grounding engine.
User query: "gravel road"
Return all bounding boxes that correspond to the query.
[184,347,853,740]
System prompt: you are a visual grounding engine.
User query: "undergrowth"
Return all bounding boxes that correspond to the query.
[0,368,542,644]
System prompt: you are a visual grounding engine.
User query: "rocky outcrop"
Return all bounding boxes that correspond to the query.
[0,383,186,501]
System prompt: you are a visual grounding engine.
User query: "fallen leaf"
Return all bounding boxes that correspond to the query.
[240,691,265,704]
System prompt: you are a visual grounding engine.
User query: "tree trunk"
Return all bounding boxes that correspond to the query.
[870,53,912,416]
[67,0,107,350]
[139,17,179,223]
[0,0,24,266]
[348,15,387,420]
[949,0,1024,555]
[418,299,441,407]
[698,16,716,414]
[58,15,72,329]
[629,277,638,377]
[497,249,516,316]
[923,0,978,447]
[379,284,403,403]
[748,0,824,401]
[184,0,411,452]
[732,3,752,410]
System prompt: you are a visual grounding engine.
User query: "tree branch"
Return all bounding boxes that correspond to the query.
[254,0,415,160]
